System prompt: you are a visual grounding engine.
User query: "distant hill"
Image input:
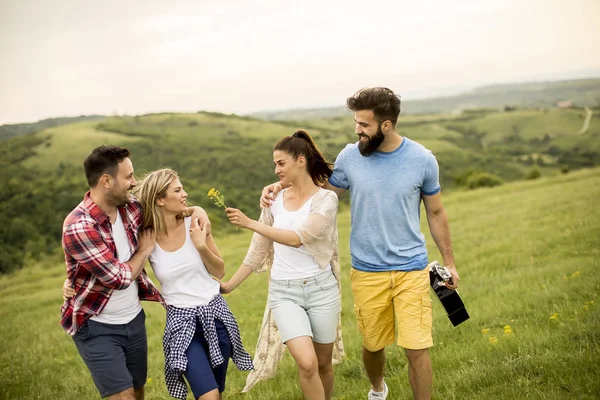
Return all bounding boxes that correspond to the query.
[1,107,599,274]
[252,78,600,120]
[0,115,106,139]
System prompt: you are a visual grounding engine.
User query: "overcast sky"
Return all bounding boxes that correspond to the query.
[1,0,599,124]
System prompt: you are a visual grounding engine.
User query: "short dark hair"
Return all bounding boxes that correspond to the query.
[274,129,333,185]
[347,87,401,125]
[83,145,131,187]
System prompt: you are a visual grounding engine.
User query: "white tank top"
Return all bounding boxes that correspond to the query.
[150,217,220,308]
[91,211,142,324]
[270,189,331,280]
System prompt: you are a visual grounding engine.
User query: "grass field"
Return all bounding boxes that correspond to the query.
[1,168,599,400]
[22,121,142,170]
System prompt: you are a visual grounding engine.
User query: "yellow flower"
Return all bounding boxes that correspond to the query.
[207,188,227,209]
[584,305,589,310]
[549,312,559,321]
[503,325,512,336]
[489,336,499,344]
[147,378,152,384]
[571,271,580,278]
[481,328,489,335]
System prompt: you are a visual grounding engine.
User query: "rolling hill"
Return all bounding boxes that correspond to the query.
[1,106,599,274]
[0,115,106,139]
[252,78,600,120]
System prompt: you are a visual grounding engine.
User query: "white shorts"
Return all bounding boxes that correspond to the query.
[268,269,340,344]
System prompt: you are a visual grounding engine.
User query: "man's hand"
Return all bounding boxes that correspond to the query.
[190,217,208,250]
[444,264,460,290]
[260,182,283,208]
[190,206,211,235]
[138,229,156,255]
[62,279,75,301]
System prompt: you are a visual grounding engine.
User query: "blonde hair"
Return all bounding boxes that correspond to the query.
[133,168,180,235]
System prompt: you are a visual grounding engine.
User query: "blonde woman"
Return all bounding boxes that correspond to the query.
[135,169,252,400]
[66,169,253,400]
[220,129,345,400]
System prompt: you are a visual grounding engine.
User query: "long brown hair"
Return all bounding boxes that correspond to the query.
[274,129,333,185]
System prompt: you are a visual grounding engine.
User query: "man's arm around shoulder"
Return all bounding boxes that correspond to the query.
[322,181,346,197]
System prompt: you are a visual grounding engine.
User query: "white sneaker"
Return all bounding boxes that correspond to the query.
[367,381,389,399]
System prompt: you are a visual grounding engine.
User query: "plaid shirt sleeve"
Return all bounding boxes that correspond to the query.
[63,221,134,290]
[129,196,143,222]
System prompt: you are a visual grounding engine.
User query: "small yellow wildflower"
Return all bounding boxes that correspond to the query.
[571,271,580,278]
[147,378,152,384]
[207,188,228,209]
[584,305,589,310]
[549,312,559,321]
[481,328,489,335]
[503,325,512,336]
[208,188,238,230]
[489,336,499,344]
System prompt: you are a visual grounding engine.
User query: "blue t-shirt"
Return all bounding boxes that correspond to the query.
[329,137,440,272]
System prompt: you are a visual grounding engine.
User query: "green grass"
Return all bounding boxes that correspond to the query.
[467,108,588,145]
[22,121,143,169]
[1,168,599,399]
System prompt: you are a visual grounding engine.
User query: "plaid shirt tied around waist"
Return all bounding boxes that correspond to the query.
[163,294,253,399]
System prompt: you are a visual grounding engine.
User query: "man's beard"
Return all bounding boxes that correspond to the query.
[358,126,385,156]
[108,186,132,206]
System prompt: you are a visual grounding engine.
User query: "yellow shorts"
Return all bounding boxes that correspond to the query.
[351,267,433,351]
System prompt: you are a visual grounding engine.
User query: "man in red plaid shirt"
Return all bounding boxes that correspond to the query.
[61,145,208,400]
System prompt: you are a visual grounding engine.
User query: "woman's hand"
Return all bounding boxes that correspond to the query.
[219,280,234,294]
[62,279,75,301]
[225,208,253,229]
[190,217,208,250]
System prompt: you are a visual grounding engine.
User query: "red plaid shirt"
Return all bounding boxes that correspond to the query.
[60,192,164,335]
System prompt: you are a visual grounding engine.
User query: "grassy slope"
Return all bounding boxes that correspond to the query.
[22,108,595,167]
[19,108,599,197]
[0,115,106,140]
[294,108,598,184]
[0,168,598,399]
[23,113,327,169]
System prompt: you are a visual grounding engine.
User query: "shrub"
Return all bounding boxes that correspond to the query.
[525,167,542,180]
[466,173,504,189]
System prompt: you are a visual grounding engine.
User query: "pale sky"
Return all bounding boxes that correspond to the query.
[1,0,599,124]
